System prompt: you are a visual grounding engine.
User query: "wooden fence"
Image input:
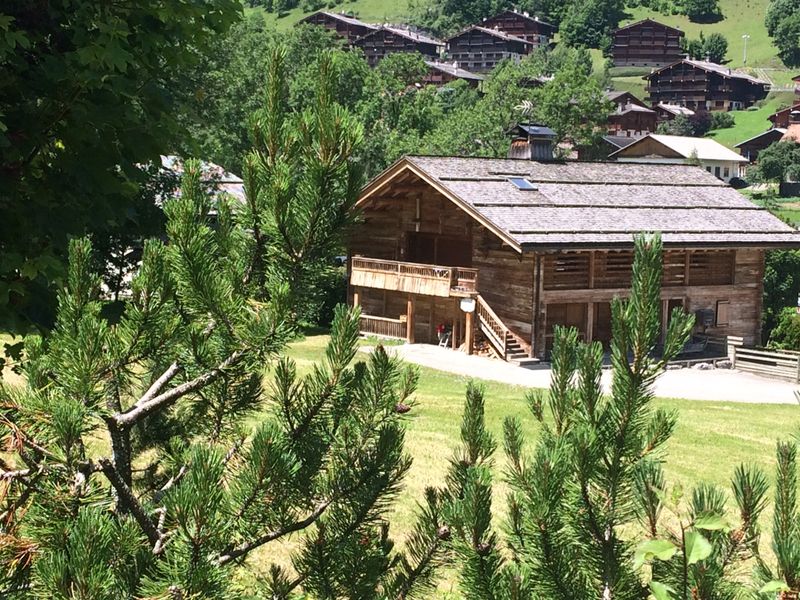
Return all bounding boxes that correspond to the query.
[730,337,800,382]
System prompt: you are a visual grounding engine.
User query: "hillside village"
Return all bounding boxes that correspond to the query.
[7,1,800,598]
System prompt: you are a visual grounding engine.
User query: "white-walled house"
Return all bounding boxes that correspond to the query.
[609,134,748,183]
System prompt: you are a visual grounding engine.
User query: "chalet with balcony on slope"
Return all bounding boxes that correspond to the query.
[612,19,684,67]
[610,134,748,182]
[446,26,532,73]
[481,9,556,48]
[349,151,798,362]
[354,26,444,68]
[604,90,657,136]
[299,11,377,45]
[769,102,800,128]
[645,60,769,112]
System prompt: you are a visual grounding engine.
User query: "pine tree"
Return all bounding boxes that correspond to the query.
[441,233,770,599]
[0,49,443,600]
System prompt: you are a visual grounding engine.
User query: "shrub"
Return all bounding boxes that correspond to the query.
[768,306,800,349]
[710,111,735,130]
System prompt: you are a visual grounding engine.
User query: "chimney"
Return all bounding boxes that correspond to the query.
[508,123,556,161]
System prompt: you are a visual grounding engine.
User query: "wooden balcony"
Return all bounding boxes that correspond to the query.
[350,256,478,298]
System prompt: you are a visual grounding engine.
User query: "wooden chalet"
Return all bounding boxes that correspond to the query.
[481,9,556,48]
[604,90,657,136]
[354,26,444,68]
[446,26,532,73]
[735,128,787,163]
[299,11,377,45]
[423,61,484,87]
[794,74,800,98]
[645,60,769,112]
[349,155,798,361]
[769,102,800,128]
[610,134,748,183]
[612,19,684,67]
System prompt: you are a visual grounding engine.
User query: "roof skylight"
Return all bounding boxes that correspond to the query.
[508,177,537,190]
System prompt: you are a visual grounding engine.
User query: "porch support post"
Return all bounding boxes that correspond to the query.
[406,295,415,343]
[465,309,474,355]
[452,300,458,350]
[353,287,360,308]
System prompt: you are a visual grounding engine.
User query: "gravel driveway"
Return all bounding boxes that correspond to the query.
[365,343,800,405]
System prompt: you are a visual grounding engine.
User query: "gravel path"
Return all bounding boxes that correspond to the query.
[364,344,799,405]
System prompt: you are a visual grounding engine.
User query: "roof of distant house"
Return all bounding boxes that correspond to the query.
[656,103,695,116]
[603,135,641,150]
[358,25,444,46]
[483,9,557,31]
[645,60,769,85]
[610,134,748,162]
[425,61,484,81]
[299,11,377,30]
[782,124,800,143]
[614,18,684,35]
[734,128,787,148]
[447,25,533,46]
[358,155,798,250]
[161,155,244,203]
[617,104,656,115]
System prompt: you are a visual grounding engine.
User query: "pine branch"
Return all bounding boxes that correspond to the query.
[113,350,244,428]
[98,458,161,550]
[216,499,332,565]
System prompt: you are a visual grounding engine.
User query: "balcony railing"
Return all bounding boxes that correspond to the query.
[350,256,478,297]
[359,315,406,339]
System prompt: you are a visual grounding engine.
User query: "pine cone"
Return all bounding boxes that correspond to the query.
[475,542,491,556]
[395,402,411,414]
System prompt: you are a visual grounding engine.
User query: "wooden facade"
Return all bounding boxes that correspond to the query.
[612,19,684,67]
[348,157,797,360]
[735,128,787,163]
[354,26,443,68]
[446,26,532,73]
[645,60,769,112]
[769,102,800,128]
[299,11,376,45]
[605,93,657,136]
[481,10,555,48]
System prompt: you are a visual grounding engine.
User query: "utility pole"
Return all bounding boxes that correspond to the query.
[742,34,750,65]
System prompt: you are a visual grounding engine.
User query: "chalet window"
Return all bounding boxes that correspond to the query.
[723,167,730,178]
[715,300,730,327]
[688,251,734,286]
[714,166,721,178]
[543,254,590,290]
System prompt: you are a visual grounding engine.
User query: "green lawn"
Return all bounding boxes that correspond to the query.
[706,92,795,148]
[276,332,800,595]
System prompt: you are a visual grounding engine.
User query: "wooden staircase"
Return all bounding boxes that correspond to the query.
[475,295,539,367]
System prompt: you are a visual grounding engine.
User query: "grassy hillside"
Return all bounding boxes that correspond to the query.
[707,92,795,148]
[245,0,410,30]
[624,0,778,69]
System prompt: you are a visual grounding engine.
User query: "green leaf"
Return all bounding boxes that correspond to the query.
[649,581,675,600]
[693,513,728,531]
[759,580,790,593]
[684,530,713,565]
[634,539,678,569]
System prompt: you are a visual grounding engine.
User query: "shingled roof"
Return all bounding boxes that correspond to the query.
[360,155,799,251]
